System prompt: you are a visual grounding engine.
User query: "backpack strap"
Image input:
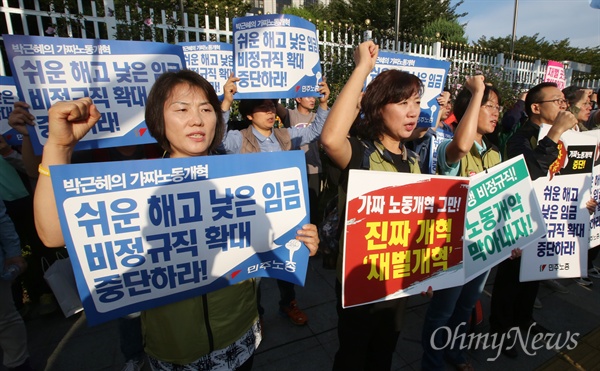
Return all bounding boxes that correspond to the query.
[357,137,420,173]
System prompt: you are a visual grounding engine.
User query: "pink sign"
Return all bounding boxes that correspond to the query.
[543,60,566,90]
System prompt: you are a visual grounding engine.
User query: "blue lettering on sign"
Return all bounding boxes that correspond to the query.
[263,180,301,213]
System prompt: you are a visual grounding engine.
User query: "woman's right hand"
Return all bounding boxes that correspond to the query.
[353,41,379,72]
[46,98,101,148]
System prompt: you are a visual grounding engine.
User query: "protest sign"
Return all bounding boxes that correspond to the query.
[464,156,546,282]
[3,35,185,154]
[0,76,23,145]
[232,14,322,99]
[50,151,310,325]
[342,170,468,308]
[179,42,233,99]
[521,126,595,281]
[543,61,566,90]
[589,131,600,248]
[427,128,454,175]
[367,51,450,128]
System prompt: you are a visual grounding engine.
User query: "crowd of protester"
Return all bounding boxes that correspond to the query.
[2,40,600,371]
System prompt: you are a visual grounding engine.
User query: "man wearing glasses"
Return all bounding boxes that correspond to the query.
[489,81,578,358]
[585,87,600,129]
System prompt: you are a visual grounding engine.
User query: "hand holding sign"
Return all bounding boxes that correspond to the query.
[587,198,598,215]
[8,101,35,135]
[294,223,319,256]
[437,91,450,109]
[318,77,331,108]
[221,73,240,112]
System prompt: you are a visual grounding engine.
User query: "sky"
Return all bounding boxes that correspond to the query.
[451,0,600,49]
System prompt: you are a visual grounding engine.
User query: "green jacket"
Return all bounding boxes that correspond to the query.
[458,137,502,177]
[143,279,258,365]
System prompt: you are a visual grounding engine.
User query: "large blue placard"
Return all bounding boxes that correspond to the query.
[179,41,233,100]
[0,76,24,145]
[232,14,323,99]
[3,35,185,154]
[368,51,450,128]
[50,151,310,325]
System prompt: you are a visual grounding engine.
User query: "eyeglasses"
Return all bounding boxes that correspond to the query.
[535,98,567,106]
[482,104,502,113]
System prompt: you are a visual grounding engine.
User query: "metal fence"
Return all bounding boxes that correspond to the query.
[1,0,598,91]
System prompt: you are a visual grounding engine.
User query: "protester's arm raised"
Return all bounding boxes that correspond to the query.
[220,73,239,112]
[34,98,101,247]
[321,41,378,170]
[444,76,485,165]
[545,111,578,143]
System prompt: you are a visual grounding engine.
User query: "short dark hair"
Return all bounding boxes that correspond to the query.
[238,99,278,119]
[356,69,423,141]
[525,82,558,117]
[145,70,224,155]
[453,84,502,122]
[562,85,584,106]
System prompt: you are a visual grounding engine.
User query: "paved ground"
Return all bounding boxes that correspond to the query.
[5,254,600,371]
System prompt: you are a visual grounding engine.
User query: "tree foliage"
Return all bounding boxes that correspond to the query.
[421,18,467,44]
[282,2,329,22]
[322,0,465,35]
[474,34,600,75]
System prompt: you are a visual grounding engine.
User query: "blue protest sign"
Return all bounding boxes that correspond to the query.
[50,151,310,325]
[3,35,185,154]
[428,127,454,175]
[368,51,450,128]
[179,42,233,100]
[0,76,24,145]
[233,14,322,99]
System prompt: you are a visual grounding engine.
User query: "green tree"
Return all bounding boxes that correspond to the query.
[421,18,467,44]
[282,2,328,22]
[178,0,251,19]
[322,0,465,36]
[282,6,317,21]
[474,34,600,76]
[111,0,251,42]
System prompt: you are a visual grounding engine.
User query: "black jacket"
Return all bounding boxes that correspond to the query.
[506,120,559,180]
